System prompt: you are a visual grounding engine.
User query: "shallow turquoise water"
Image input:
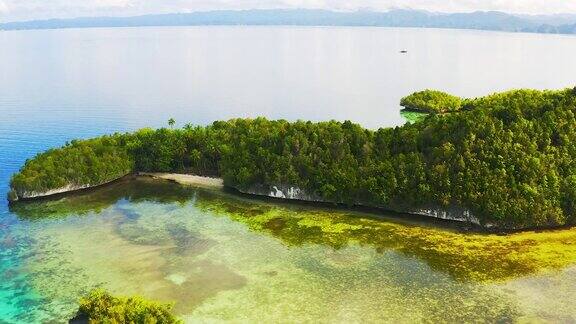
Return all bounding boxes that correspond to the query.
[1,177,576,323]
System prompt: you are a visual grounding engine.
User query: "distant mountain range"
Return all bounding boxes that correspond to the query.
[2,9,576,35]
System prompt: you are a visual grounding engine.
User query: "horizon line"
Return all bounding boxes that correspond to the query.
[3,8,576,25]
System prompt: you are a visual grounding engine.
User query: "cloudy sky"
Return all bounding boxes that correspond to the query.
[2,0,576,22]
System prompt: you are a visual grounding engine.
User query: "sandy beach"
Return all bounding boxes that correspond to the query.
[140,173,224,189]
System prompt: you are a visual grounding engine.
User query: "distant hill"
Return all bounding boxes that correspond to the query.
[1,9,576,35]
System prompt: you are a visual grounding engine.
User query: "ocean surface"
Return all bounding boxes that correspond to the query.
[1,26,576,323]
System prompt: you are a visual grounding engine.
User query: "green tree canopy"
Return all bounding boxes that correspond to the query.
[400,89,463,113]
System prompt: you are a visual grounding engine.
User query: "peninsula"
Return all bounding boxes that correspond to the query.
[9,88,576,230]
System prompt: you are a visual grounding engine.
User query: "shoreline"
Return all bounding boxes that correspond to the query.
[8,173,225,203]
[8,175,130,204]
[138,172,224,189]
[9,172,477,227]
[143,173,486,232]
[132,174,499,233]
[7,172,576,234]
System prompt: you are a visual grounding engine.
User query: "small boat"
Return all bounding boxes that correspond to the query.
[400,50,408,53]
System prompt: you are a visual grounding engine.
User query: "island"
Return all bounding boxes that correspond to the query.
[8,87,576,230]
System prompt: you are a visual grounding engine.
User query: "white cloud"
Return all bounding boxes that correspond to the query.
[2,0,576,22]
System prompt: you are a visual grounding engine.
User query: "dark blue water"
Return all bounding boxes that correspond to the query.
[1,26,576,323]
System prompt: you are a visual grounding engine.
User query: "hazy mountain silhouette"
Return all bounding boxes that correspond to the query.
[1,9,575,34]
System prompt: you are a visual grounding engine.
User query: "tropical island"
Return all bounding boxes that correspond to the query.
[8,87,576,230]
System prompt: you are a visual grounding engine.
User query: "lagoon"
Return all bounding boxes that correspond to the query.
[3,177,576,322]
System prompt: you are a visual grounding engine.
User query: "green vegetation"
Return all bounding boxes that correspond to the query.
[10,88,576,230]
[400,89,463,113]
[9,135,133,199]
[74,289,181,323]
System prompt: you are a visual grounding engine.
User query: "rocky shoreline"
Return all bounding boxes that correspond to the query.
[8,175,130,203]
[8,172,481,227]
[236,183,480,225]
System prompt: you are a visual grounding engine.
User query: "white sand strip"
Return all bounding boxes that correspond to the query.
[140,173,224,188]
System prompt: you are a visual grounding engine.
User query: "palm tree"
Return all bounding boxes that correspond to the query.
[168,118,175,129]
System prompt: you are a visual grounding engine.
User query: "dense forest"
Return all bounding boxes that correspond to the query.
[9,88,576,230]
[9,136,133,200]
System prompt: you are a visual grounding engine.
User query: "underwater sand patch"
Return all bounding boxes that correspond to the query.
[157,259,247,314]
[497,266,576,322]
[26,214,174,301]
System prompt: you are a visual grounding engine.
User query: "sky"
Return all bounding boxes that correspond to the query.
[2,0,576,22]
